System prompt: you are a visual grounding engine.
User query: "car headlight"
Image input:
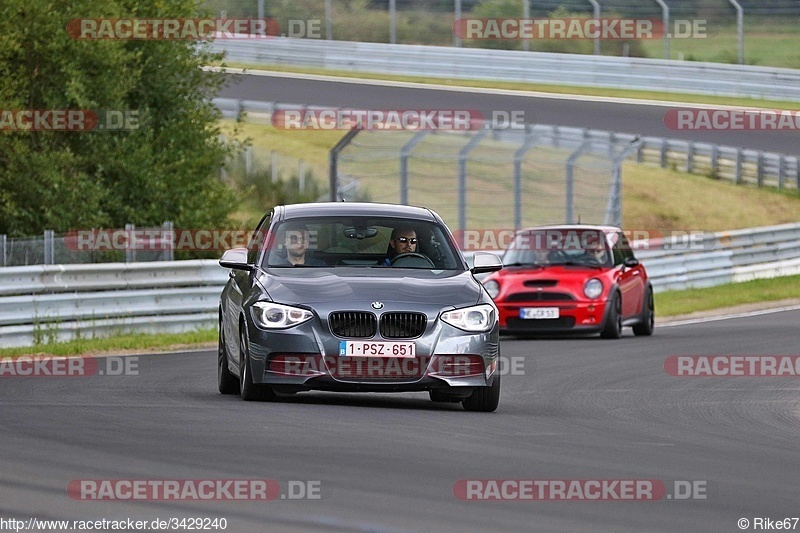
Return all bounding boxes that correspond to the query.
[483,280,500,299]
[584,278,603,299]
[252,302,314,329]
[440,304,495,332]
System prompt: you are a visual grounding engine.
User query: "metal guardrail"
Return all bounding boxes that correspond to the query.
[211,38,800,101]
[1,223,798,348]
[215,98,799,191]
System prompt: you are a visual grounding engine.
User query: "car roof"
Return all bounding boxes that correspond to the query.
[279,202,438,221]
[516,224,621,234]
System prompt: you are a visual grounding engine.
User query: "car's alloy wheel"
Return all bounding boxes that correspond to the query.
[632,287,655,337]
[462,372,501,412]
[239,327,276,402]
[218,320,239,395]
[600,292,623,339]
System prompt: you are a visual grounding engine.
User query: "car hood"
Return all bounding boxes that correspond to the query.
[499,265,607,283]
[258,268,482,308]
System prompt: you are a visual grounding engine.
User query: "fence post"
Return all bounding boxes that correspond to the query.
[390,0,397,44]
[727,0,744,64]
[513,127,538,230]
[399,131,428,205]
[271,151,278,183]
[588,0,600,55]
[299,159,306,193]
[163,221,174,262]
[654,0,670,59]
[1,234,6,267]
[566,138,592,224]
[325,0,333,40]
[125,223,135,263]
[43,230,55,265]
[329,126,362,201]
[522,0,530,52]
[607,137,642,227]
[458,128,488,241]
[454,0,462,47]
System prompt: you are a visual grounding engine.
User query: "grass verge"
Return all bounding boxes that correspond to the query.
[0,329,217,358]
[656,275,800,317]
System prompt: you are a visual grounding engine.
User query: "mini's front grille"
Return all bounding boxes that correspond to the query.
[329,311,377,338]
[523,280,558,288]
[505,292,576,302]
[379,312,427,339]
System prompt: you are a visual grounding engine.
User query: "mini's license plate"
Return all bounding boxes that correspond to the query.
[339,341,416,358]
[520,307,559,319]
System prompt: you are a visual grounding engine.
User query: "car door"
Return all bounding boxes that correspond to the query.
[613,232,645,318]
[224,212,271,361]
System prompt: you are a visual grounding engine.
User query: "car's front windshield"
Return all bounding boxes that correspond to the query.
[502,228,610,267]
[263,217,465,270]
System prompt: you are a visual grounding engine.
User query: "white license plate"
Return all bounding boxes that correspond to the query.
[520,307,560,319]
[339,341,416,358]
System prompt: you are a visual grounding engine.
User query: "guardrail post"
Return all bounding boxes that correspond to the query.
[734,148,743,184]
[513,126,538,230]
[756,152,764,187]
[458,128,488,240]
[328,126,362,201]
[778,155,785,191]
[400,131,428,205]
[660,138,668,168]
[686,142,694,173]
[1,234,6,266]
[608,132,615,158]
[566,138,591,224]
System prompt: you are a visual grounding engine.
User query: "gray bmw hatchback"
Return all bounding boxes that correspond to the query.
[217,202,503,411]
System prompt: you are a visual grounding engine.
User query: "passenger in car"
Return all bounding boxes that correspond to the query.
[272,222,325,266]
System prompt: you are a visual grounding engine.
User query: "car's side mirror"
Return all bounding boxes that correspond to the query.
[624,257,640,268]
[219,248,252,271]
[471,252,503,274]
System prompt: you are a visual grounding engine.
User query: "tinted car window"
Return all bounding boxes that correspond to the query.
[263,217,464,269]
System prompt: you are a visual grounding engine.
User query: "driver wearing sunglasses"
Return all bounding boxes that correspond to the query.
[383,228,418,266]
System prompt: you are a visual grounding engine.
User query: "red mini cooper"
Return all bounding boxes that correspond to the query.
[481,225,654,338]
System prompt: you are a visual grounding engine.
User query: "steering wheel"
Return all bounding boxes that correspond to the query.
[390,252,435,268]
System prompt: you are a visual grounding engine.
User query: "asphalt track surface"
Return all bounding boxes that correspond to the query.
[3,309,800,532]
[219,72,800,156]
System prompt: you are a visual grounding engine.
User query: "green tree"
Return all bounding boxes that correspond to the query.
[0,0,240,237]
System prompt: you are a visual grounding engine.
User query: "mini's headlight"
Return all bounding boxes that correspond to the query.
[483,280,500,299]
[252,302,314,329]
[584,278,603,299]
[440,304,495,333]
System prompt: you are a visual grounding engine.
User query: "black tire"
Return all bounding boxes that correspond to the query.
[239,327,276,402]
[632,287,655,337]
[600,292,623,339]
[462,372,501,412]
[218,320,239,395]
